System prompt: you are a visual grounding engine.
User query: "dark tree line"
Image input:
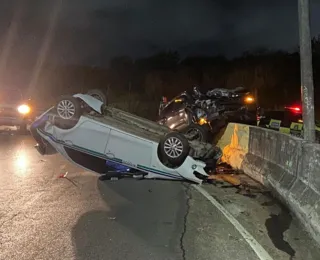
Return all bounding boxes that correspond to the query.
[30,36,320,119]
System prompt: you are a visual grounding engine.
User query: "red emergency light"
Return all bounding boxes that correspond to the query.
[285,106,302,113]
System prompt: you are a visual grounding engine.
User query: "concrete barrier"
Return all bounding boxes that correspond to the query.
[216,123,320,244]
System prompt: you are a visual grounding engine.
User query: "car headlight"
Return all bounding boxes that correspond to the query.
[17,104,31,114]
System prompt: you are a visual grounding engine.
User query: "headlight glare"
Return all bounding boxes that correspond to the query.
[17,104,30,114]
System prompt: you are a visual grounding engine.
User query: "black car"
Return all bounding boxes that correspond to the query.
[157,86,257,142]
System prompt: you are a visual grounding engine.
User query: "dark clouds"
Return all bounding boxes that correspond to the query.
[1,0,320,67]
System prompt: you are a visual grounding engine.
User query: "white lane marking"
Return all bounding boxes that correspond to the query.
[192,184,274,260]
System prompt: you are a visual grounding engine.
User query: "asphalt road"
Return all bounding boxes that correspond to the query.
[1,132,320,260]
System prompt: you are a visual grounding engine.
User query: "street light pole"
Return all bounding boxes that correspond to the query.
[298,0,316,142]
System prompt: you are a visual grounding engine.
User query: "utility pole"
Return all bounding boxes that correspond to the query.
[298,0,316,142]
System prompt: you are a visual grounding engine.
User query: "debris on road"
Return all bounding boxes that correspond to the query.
[58,171,68,178]
[207,163,241,187]
[216,164,237,174]
[206,162,270,199]
[57,171,80,187]
[207,173,241,186]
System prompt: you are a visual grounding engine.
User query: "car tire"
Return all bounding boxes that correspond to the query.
[54,96,82,129]
[182,123,212,143]
[158,132,190,167]
[87,89,107,105]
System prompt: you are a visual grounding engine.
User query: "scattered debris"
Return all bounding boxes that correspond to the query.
[216,165,235,174]
[208,173,241,186]
[206,163,269,199]
[58,171,68,178]
[207,163,241,187]
[57,171,79,187]
[108,217,116,220]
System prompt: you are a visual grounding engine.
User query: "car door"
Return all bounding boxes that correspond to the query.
[105,129,153,168]
[55,118,111,156]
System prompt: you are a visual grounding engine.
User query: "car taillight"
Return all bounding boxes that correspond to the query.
[285,106,301,113]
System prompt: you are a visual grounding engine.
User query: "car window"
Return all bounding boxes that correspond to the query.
[161,98,185,115]
[0,88,23,104]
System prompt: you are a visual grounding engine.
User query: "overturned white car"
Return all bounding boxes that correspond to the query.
[30,90,221,184]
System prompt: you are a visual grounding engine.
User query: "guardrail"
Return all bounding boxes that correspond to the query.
[216,123,320,244]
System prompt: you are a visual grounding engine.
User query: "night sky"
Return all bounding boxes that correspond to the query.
[1,0,320,68]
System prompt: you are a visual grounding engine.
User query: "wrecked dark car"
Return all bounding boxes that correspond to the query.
[157,86,256,142]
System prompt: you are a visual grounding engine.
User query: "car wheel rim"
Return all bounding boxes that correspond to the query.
[57,100,76,119]
[164,137,184,158]
[186,128,203,141]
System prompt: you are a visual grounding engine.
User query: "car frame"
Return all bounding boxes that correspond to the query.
[30,93,217,184]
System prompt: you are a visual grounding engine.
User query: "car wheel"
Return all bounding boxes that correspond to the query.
[183,123,212,142]
[54,96,82,129]
[159,132,190,167]
[87,89,107,105]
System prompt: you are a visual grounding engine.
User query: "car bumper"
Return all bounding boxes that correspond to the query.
[30,111,57,155]
[0,117,28,126]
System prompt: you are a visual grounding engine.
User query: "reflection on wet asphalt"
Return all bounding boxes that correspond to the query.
[1,132,320,260]
[265,212,295,258]
[201,176,320,260]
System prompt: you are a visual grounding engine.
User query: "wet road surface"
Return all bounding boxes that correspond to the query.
[1,133,320,260]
